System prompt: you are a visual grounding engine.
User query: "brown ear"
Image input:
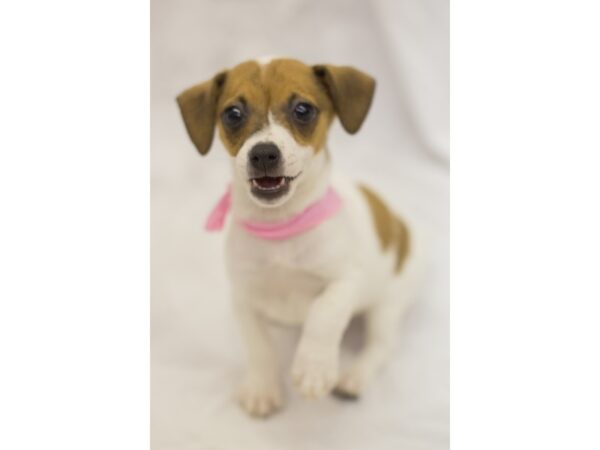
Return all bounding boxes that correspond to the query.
[176,71,227,155]
[313,65,376,134]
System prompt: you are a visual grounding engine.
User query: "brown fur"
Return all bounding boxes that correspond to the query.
[176,72,226,155]
[313,65,376,134]
[216,59,335,156]
[359,185,410,272]
[176,59,375,156]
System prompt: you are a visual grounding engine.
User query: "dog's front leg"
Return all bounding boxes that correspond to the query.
[234,299,282,417]
[291,278,359,399]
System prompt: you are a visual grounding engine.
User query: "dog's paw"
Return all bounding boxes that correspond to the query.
[291,350,339,399]
[236,375,283,418]
[332,369,365,401]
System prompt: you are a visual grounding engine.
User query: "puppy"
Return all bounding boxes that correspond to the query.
[177,58,420,417]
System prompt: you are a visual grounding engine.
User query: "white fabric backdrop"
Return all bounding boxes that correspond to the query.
[151,0,448,448]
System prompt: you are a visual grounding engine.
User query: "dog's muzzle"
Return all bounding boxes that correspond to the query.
[247,142,299,201]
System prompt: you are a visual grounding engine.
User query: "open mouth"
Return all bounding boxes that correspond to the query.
[249,174,300,200]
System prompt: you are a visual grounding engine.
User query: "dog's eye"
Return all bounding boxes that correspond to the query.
[292,102,316,124]
[222,106,245,128]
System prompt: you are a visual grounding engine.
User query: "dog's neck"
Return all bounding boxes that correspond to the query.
[230,149,331,223]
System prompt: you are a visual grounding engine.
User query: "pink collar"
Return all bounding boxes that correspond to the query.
[205,186,343,240]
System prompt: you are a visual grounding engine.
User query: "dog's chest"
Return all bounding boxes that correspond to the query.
[226,221,348,324]
[244,264,325,325]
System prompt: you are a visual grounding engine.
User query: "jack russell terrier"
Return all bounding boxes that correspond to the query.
[177,58,421,417]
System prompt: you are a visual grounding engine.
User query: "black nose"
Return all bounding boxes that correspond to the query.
[248,143,281,171]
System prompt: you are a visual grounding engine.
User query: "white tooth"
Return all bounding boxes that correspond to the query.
[251,178,287,191]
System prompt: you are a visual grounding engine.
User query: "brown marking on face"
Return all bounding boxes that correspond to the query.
[215,61,268,156]
[359,184,410,272]
[176,59,376,157]
[216,59,335,156]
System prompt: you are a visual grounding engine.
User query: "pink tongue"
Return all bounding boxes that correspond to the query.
[257,177,282,188]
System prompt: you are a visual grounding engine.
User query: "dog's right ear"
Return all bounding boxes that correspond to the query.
[176,71,227,155]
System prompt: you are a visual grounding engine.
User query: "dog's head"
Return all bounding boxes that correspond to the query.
[177,58,375,207]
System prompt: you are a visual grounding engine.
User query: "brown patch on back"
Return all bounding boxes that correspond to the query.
[359,184,410,272]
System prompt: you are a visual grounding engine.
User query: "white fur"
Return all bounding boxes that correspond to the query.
[255,55,278,65]
[224,117,420,417]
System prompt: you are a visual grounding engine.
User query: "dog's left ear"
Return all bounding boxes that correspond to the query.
[313,64,376,134]
[176,71,227,155]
